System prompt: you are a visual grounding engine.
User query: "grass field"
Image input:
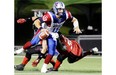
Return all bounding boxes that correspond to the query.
[14,55,101,75]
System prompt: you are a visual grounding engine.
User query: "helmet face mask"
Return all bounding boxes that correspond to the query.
[53,1,65,16]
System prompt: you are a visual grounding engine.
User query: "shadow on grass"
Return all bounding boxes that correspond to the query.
[59,69,101,73]
[16,69,101,73]
[15,68,101,74]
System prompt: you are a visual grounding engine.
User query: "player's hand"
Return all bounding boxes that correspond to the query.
[17,18,26,24]
[73,27,82,34]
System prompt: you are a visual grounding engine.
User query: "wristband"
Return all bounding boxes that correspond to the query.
[73,20,79,28]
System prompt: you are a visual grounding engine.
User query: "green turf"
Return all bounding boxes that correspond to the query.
[14,56,101,75]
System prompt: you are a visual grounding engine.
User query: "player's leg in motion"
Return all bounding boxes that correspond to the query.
[32,53,45,67]
[50,38,68,71]
[32,39,55,67]
[14,45,41,71]
[32,40,48,67]
[32,54,56,67]
[14,29,49,55]
[14,29,41,55]
[53,53,68,71]
[74,47,99,62]
[41,35,57,73]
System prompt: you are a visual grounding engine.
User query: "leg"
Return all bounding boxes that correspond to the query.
[48,51,68,71]
[41,35,57,73]
[14,31,41,55]
[73,47,99,62]
[32,52,47,67]
[32,53,56,67]
[53,53,68,71]
[32,39,55,67]
[14,45,41,71]
[51,42,69,71]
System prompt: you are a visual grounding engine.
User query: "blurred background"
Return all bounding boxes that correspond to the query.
[14,0,102,54]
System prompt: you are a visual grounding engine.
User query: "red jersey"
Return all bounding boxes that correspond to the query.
[60,35,82,56]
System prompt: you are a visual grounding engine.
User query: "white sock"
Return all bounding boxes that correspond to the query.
[14,47,24,54]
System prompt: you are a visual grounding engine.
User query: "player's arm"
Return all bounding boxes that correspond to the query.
[66,10,82,34]
[33,12,51,29]
[33,17,41,29]
[17,16,42,30]
[71,17,82,34]
[17,8,49,28]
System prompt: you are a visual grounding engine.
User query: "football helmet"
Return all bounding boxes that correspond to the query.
[53,1,65,16]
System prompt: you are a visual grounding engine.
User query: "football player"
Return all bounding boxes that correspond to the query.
[32,32,98,71]
[49,33,98,71]
[15,1,82,73]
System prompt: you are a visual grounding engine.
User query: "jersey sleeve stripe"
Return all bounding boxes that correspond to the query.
[65,10,68,19]
[66,10,73,20]
[48,12,53,26]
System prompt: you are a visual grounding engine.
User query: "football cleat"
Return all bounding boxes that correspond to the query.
[14,52,17,55]
[91,47,98,54]
[14,64,25,71]
[47,67,58,71]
